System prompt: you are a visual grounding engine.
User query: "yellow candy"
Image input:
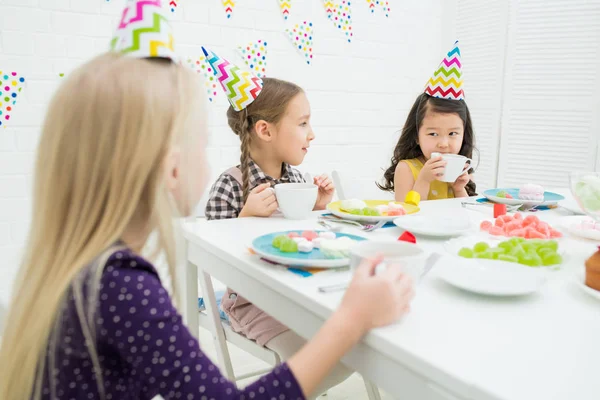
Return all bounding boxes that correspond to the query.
[405,191,420,206]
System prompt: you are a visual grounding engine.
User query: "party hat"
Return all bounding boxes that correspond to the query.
[424,41,463,100]
[110,0,178,62]
[202,47,263,112]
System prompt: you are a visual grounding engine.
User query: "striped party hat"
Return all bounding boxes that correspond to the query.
[424,41,463,100]
[202,47,263,112]
[110,0,178,62]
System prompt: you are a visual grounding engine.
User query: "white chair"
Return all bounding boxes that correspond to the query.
[331,170,394,201]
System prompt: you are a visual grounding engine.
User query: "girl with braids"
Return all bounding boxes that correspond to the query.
[379,41,477,201]
[203,50,354,395]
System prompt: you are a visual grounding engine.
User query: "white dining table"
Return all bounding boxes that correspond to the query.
[182,194,600,400]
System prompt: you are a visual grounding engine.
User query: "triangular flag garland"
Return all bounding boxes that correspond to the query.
[286,21,314,65]
[202,47,264,111]
[238,40,268,78]
[424,41,464,100]
[277,0,291,20]
[0,71,26,128]
[323,1,353,43]
[366,0,390,17]
[110,0,178,62]
[168,0,178,13]
[186,56,219,103]
[222,0,235,19]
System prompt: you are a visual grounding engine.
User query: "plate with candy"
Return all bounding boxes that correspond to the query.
[327,199,419,223]
[251,230,367,268]
[479,213,563,239]
[558,216,600,241]
[445,235,565,268]
[483,185,564,206]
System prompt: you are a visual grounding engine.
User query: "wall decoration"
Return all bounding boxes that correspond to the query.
[285,21,314,65]
[186,55,220,103]
[0,72,26,128]
[238,39,268,78]
[276,0,291,20]
[366,0,390,17]
[324,0,353,43]
[222,0,235,19]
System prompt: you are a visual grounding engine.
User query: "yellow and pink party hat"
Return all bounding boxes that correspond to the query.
[202,47,263,112]
[424,41,463,100]
[110,0,178,62]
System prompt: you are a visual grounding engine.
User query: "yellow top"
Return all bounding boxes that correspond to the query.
[402,158,454,200]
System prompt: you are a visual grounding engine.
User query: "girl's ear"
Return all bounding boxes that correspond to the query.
[163,145,182,191]
[254,120,274,143]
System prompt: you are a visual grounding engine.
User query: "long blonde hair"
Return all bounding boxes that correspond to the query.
[0,52,203,399]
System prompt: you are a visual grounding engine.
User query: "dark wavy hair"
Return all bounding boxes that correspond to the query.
[378,93,477,196]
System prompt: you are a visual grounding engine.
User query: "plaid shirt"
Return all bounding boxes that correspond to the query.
[205,160,306,220]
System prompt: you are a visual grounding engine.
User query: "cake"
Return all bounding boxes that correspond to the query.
[518,184,544,201]
[585,246,600,291]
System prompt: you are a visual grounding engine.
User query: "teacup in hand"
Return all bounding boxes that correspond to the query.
[431,152,472,183]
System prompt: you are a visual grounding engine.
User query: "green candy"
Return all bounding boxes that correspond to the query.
[475,251,493,259]
[519,254,542,267]
[498,241,513,251]
[509,246,526,259]
[473,242,490,253]
[280,239,298,253]
[361,207,380,216]
[272,235,289,249]
[458,247,474,258]
[349,209,362,215]
[497,254,519,263]
[543,240,559,252]
[542,252,563,266]
[508,237,526,245]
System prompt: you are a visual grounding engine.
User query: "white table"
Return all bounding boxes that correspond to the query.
[183,196,600,400]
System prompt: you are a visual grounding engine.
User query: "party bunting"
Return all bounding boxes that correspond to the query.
[110,0,178,62]
[0,71,26,128]
[276,0,291,20]
[222,0,235,19]
[323,0,353,43]
[424,40,464,100]
[202,47,263,111]
[168,0,178,13]
[238,39,268,78]
[366,0,390,17]
[285,21,314,65]
[186,55,219,103]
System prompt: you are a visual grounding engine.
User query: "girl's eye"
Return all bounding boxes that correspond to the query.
[428,132,438,137]
[300,122,308,127]
[449,132,460,137]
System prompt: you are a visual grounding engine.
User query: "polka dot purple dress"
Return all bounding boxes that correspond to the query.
[40,249,305,400]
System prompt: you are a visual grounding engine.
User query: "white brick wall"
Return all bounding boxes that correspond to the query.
[0,0,455,302]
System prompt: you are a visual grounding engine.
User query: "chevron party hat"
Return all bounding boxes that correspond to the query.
[424,41,463,100]
[202,47,263,112]
[110,0,178,62]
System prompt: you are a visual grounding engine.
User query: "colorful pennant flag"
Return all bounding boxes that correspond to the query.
[0,71,26,128]
[222,0,235,19]
[186,55,219,103]
[424,41,464,100]
[110,0,178,62]
[286,21,314,65]
[366,0,390,17]
[323,0,353,43]
[277,0,291,20]
[168,0,178,13]
[238,40,268,78]
[202,47,264,111]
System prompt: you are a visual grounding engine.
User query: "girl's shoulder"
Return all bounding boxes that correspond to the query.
[101,248,160,283]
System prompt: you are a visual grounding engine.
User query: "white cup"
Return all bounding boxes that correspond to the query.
[274,183,318,220]
[349,241,426,283]
[431,152,472,183]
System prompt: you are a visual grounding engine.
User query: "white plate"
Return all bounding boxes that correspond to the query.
[572,268,600,301]
[559,197,586,215]
[558,216,600,241]
[393,213,474,237]
[437,257,547,296]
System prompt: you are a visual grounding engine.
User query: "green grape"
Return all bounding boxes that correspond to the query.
[280,240,298,253]
[458,247,474,258]
[542,252,563,266]
[473,242,490,253]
